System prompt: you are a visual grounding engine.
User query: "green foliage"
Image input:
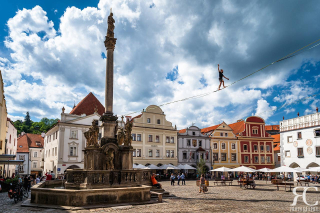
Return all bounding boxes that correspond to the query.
[197,158,207,176]
[13,112,59,136]
[5,177,18,185]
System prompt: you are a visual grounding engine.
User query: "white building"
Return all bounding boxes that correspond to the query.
[44,92,104,177]
[5,118,18,176]
[178,126,211,169]
[16,133,44,176]
[280,110,320,171]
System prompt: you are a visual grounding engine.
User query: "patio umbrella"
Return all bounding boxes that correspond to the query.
[177,164,185,169]
[146,164,159,169]
[182,164,196,170]
[257,168,271,173]
[306,167,320,172]
[133,164,148,169]
[159,164,180,170]
[210,167,230,172]
[229,166,256,173]
[269,166,299,173]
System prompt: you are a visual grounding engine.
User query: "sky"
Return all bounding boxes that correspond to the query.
[0,0,320,130]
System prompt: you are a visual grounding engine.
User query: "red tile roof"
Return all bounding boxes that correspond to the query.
[271,134,280,143]
[274,143,280,151]
[70,92,105,116]
[179,129,186,133]
[265,125,280,131]
[229,120,245,135]
[17,133,44,153]
[201,124,220,133]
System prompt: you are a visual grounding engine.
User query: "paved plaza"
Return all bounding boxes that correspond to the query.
[1,180,319,212]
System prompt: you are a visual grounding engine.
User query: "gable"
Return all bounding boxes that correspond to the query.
[69,114,101,125]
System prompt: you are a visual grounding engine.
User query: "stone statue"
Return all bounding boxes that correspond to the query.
[106,149,115,170]
[124,120,133,146]
[107,12,115,38]
[84,120,99,147]
[117,127,125,145]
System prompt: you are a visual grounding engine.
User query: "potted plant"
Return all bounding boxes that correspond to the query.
[196,158,208,186]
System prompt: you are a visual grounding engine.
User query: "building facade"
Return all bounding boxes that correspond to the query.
[44,92,104,177]
[203,122,240,170]
[280,110,320,169]
[5,118,18,176]
[131,105,178,166]
[271,134,281,168]
[0,70,7,155]
[231,116,275,169]
[178,126,211,169]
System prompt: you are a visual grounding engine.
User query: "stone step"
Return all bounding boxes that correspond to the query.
[150,189,170,197]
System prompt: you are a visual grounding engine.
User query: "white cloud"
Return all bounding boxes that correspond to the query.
[255,99,276,120]
[284,108,295,114]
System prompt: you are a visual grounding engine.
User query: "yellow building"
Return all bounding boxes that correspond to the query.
[131,105,178,166]
[0,70,7,155]
[202,122,240,170]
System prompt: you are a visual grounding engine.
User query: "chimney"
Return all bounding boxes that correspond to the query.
[317,107,318,113]
[297,112,299,117]
[41,132,46,138]
[21,132,25,136]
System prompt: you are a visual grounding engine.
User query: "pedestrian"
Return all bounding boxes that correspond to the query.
[218,64,229,90]
[51,171,55,180]
[181,173,186,185]
[170,173,175,186]
[177,173,181,185]
[199,174,207,193]
[36,176,40,184]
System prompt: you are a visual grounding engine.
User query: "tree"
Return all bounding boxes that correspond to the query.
[24,112,32,127]
[197,158,207,176]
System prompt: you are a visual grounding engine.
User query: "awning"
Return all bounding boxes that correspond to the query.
[0,155,16,160]
[0,160,24,165]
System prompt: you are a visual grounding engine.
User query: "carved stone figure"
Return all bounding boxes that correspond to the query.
[107,12,115,38]
[124,120,133,146]
[84,120,99,147]
[117,128,125,145]
[106,149,115,170]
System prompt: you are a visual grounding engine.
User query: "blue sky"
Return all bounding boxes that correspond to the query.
[0,0,320,129]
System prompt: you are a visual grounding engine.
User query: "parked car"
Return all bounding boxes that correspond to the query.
[296,175,306,181]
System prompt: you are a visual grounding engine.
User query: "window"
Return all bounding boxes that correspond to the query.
[252,129,258,134]
[243,144,248,151]
[266,145,270,152]
[133,149,136,157]
[222,143,226,150]
[157,119,160,124]
[19,155,25,160]
[200,153,204,159]
[14,139,15,146]
[287,136,293,143]
[171,137,174,143]
[166,137,170,143]
[297,132,302,139]
[260,145,264,152]
[285,150,291,157]
[149,150,153,157]
[231,143,236,150]
[156,150,160,157]
[231,153,236,161]
[316,147,320,157]
[187,139,191,146]
[297,148,304,158]
[132,134,136,141]
[148,135,153,142]
[19,165,24,172]
[56,131,58,139]
[315,129,320,137]
[225,133,228,137]
[137,149,141,157]
[254,145,258,151]
[191,152,195,159]
[52,148,54,156]
[49,149,50,157]
[192,132,195,136]
[155,135,160,143]
[147,118,151,123]
[166,150,170,158]
[33,162,37,168]
[170,150,174,158]
[137,134,141,141]
[198,140,202,147]
[70,147,77,156]
[266,156,271,163]
[34,152,38,158]
[213,143,218,149]
[261,156,265,163]
[244,156,249,163]
[220,133,223,137]
[212,153,218,161]
[277,155,281,162]
[221,153,226,161]
[71,130,77,139]
[183,152,187,159]
[55,147,57,156]
[254,156,259,163]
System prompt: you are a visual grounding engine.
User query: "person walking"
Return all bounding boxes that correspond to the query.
[218,64,229,90]
[177,173,181,185]
[170,174,175,186]
[181,173,186,185]
[199,174,206,193]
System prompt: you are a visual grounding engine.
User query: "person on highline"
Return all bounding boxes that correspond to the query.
[218,64,229,90]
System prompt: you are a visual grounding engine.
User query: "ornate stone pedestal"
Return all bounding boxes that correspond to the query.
[84,147,103,170]
[120,146,133,170]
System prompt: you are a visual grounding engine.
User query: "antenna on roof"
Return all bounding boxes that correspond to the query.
[73,101,76,109]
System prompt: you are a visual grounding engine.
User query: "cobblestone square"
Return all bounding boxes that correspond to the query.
[1,180,319,213]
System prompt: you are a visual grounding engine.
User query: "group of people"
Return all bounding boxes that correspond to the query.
[170,173,186,186]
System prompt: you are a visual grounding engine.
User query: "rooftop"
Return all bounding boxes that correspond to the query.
[17,133,44,152]
[70,92,105,116]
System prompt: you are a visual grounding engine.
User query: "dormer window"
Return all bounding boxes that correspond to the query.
[252,127,258,134]
[36,141,41,146]
[192,132,195,136]
[147,118,151,123]
[157,119,160,124]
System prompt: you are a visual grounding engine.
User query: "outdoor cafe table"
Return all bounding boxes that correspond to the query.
[238,179,255,189]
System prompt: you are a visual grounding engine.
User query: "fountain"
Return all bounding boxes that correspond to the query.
[30,10,152,206]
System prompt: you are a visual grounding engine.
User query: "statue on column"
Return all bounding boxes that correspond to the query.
[107,11,115,38]
[106,149,115,170]
[124,120,133,146]
[84,120,99,147]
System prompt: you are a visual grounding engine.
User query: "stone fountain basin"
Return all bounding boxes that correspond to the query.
[31,180,151,206]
